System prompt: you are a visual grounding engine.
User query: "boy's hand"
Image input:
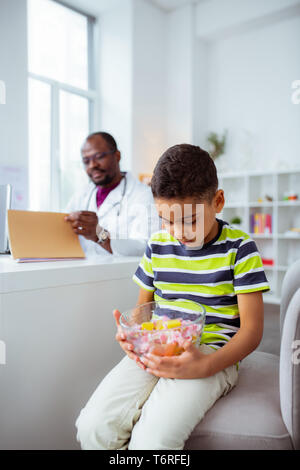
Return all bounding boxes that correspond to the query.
[113,310,146,371]
[140,342,211,379]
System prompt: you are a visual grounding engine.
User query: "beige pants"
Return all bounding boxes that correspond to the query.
[75,344,238,450]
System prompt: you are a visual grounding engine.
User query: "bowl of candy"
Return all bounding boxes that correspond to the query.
[119,299,206,357]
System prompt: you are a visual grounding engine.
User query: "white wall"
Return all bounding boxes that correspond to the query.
[131,0,167,176]
[204,14,300,171]
[0,0,167,197]
[63,0,300,176]
[98,0,167,176]
[0,0,28,207]
[165,3,195,148]
[1,0,299,203]
[69,0,300,175]
[196,0,300,39]
[193,0,300,172]
[97,0,133,172]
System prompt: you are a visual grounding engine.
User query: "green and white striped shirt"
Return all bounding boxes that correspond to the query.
[133,219,270,349]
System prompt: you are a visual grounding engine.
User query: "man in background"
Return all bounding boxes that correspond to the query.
[65,132,159,256]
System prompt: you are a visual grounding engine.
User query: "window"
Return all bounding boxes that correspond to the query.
[28,0,97,211]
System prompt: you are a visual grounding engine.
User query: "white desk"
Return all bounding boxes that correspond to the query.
[0,254,140,449]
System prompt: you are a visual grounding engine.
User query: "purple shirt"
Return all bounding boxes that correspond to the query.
[96,181,121,208]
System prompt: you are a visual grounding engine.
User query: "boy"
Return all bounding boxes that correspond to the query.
[76,144,269,450]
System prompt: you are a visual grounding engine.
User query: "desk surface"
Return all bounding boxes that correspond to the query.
[0,254,141,293]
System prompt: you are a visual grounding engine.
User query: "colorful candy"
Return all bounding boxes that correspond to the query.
[125,316,203,357]
[141,318,181,330]
[141,322,154,331]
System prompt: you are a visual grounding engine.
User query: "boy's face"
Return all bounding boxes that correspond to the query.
[155,190,225,248]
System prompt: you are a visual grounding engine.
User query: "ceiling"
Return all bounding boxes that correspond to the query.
[146,0,205,12]
[60,0,207,17]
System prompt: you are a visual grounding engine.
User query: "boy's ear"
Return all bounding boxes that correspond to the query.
[214,189,225,213]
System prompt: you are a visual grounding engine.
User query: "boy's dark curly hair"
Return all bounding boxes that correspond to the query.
[151,144,218,202]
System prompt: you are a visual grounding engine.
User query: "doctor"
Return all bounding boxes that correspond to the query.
[65,132,159,256]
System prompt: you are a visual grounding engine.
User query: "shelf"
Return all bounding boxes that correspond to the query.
[250,233,273,238]
[263,265,288,271]
[263,293,281,305]
[259,201,300,207]
[219,168,300,179]
[249,201,274,207]
[277,265,288,271]
[223,202,246,208]
[277,201,300,206]
[277,234,300,240]
[218,168,300,305]
[225,201,300,208]
[249,234,300,240]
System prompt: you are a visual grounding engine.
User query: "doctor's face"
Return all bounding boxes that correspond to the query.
[81,135,121,187]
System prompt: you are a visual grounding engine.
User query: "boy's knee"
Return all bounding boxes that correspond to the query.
[75,408,107,450]
[129,421,184,450]
[129,431,182,450]
[75,409,97,449]
[75,407,125,450]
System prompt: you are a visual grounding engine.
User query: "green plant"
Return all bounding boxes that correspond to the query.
[207,130,227,160]
[230,216,242,225]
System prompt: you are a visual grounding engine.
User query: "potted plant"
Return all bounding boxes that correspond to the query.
[230,216,242,228]
[207,131,227,161]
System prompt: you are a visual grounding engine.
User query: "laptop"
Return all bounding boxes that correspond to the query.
[0,184,11,253]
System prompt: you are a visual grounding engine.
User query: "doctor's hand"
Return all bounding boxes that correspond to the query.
[113,309,147,371]
[64,211,98,241]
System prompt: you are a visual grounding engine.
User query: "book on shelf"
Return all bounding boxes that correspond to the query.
[250,213,272,234]
[261,258,274,266]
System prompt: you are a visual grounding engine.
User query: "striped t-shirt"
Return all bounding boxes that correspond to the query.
[133,218,270,350]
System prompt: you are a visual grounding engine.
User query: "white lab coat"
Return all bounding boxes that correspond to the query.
[65,172,160,257]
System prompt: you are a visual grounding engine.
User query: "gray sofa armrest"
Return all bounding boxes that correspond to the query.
[280,287,300,450]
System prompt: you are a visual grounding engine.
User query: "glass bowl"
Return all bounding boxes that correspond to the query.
[119,300,206,357]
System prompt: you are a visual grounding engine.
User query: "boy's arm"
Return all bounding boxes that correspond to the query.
[136,288,154,306]
[131,288,154,325]
[141,291,264,379]
[204,291,264,376]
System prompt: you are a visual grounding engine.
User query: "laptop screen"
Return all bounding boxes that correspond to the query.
[0,184,11,253]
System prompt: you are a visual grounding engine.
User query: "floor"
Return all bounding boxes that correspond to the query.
[257,302,280,356]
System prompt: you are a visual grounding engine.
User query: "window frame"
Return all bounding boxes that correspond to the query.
[28,0,98,210]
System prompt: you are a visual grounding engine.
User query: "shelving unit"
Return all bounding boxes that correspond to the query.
[219,169,300,305]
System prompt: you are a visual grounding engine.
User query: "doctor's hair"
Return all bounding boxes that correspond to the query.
[86,132,117,152]
[151,144,218,202]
